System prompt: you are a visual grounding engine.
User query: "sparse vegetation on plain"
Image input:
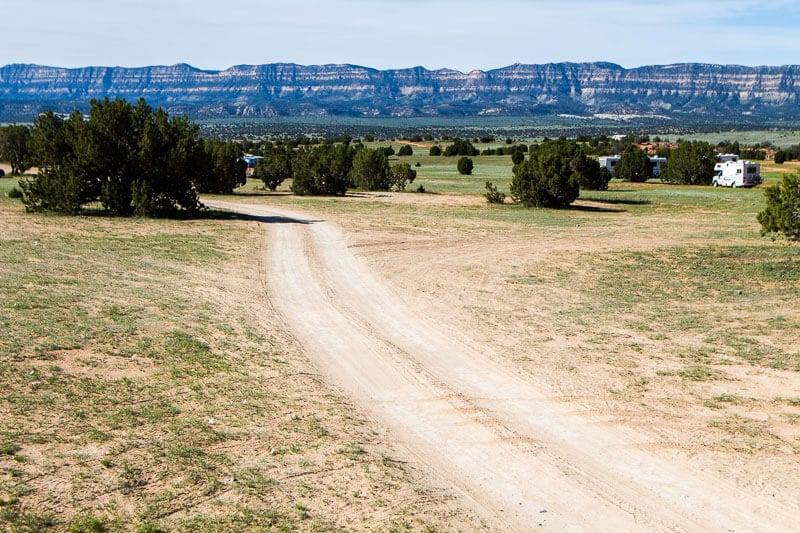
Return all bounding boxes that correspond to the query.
[758,171,800,240]
[0,176,482,531]
[2,123,799,529]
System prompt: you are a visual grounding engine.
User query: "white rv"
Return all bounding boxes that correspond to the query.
[647,156,667,177]
[712,157,762,188]
[599,155,620,174]
[599,155,667,177]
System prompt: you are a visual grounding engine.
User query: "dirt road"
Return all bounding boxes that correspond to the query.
[205,199,798,531]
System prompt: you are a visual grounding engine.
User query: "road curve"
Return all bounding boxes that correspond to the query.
[205,199,798,532]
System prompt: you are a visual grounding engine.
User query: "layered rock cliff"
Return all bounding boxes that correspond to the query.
[1,62,799,121]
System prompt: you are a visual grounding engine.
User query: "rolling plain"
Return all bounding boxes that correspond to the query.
[1,150,799,531]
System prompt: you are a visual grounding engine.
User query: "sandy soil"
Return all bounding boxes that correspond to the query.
[205,199,800,531]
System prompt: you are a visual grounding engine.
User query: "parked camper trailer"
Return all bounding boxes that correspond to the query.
[242,155,264,176]
[599,155,667,178]
[599,155,620,174]
[647,156,667,178]
[712,158,762,188]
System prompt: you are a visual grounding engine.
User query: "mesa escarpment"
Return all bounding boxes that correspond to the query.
[1,62,799,120]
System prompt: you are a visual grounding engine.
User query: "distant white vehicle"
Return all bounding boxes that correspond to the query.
[599,155,667,177]
[712,158,762,188]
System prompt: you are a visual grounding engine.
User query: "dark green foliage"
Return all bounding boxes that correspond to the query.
[197,139,247,193]
[614,147,651,182]
[571,151,609,190]
[134,109,207,215]
[510,138,581,208]
[775,144,800,161]
[481,144,528,158]
[397,144,413,156]
[291,143,352,196]
[28,110,69,171]
[656,146,672,158]
[758,172,800,240]
[389,163,416,191]
[444,138,478,157]
[660,141,717,185]
[429,145,442,156]
[254,145,293,191]
[581,134,636,157]
[22,111,92,214]
[457,156,473,175]
[21,98,209,216]
[511,146,526,165]
[382,145,395,157]
[774,150,787,164]
[0,125,31,175]
[352,147,391,190]
[6,187,22,198]
[717,140,741,155]
[740,149,766,161]
[484,181,505,204]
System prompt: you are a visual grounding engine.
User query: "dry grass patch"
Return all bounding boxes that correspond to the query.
[0,197,481,531]
[217,181,800,508]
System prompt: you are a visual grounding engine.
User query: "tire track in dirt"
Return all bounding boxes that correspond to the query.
[205,199,798,532]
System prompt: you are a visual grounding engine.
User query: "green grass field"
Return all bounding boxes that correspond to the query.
[662,130,800,148]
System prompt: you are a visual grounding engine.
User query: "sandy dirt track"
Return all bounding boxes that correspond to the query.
[205,199,798,531]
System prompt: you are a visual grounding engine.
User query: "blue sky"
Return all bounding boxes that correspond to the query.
[2,0,799,71]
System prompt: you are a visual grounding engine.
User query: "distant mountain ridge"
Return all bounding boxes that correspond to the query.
[1,62,800,121]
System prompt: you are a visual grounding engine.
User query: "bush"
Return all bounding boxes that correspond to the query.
[254,145,293,191]
[571,151,608,190]
[351,147,391,190]
[416,184,426,193]
[758,172,800,240]
[614,147,651,182]
[510,138,580,208]
[389,163,416,191]
[484,181,505,204]
[291,144,352,196]
[429,145,442,156]
[511,146,526,165]
[660,141,716,185]
[444,138,478,157]
[6,186,22,199]
[397,144,413,156]
[774,150,787,165]
[22,99,205,216]
[197,139,247,194]
[457,157,473,175]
